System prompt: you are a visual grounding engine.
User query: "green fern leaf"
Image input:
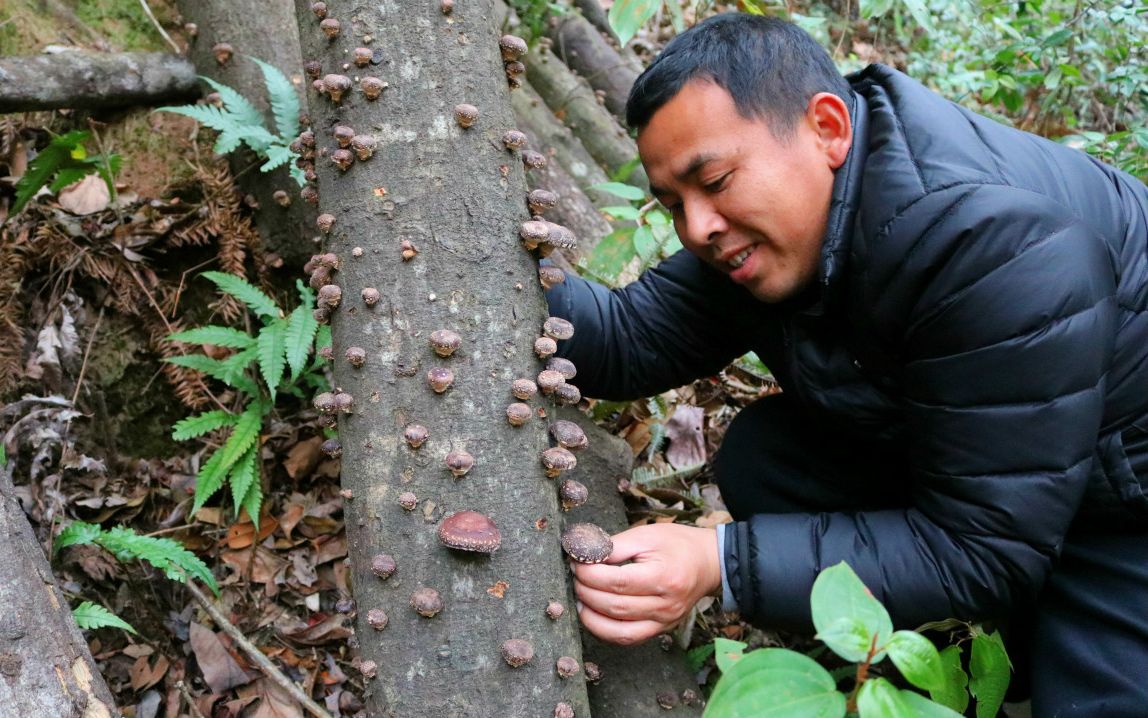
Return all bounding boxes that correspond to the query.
[164,354,235,383]
[172,410,238,441]
[97,527,219,595]
[228,445,259,518]
[259,142,294,173]
[168,325,256,349]
[249,57,300,139]
[200,76,266,132]
[214,130,244,156]
[235,125,278,154]
[53,521,103,554]
[217,346,258,386]
[156,103,245,135]
[256,320,286,395]
[192,448,229,515]
[284,303,318,379]
[239,474,264,531]
[288,163,306,187]
[201,271,281,320]
[73,601,138,635]
[216,403,263,473]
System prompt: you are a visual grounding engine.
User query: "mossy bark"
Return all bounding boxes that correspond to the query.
[295,1,590,715]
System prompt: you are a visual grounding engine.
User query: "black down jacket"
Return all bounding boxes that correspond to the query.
[545,64,1148,630]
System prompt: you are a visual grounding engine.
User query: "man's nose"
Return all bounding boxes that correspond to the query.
[681,200,726,247]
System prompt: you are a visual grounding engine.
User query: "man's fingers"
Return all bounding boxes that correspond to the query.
[573,558,664,596]
[574,581,674,622]
[576,603,666,646]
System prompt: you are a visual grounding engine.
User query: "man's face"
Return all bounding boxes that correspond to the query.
[638,79,850,303]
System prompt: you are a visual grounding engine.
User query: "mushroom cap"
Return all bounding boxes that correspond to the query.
[556,656,580,678]
[403,423,429,448]
[334,392,354,414]
[319,17,341,36]
[555,703,575,718]
[322,73,351,91]
[522,149,547,169]
[657,692,680,709]
[500,638,534,667]
[438,510,501,553]
[559,479,589,510]
[333,125,356,146]
[321,438,342,458]
[331,148,354,169]
[543,316,575,340]
[353,47,373,65]
[317,284,342,308]
[361,287,380,305]
[398,491,418,510]
[541,446,577,476]
[546,356,577,380]
[534,336,558,358]
[549,420,587,450]
[554,382,582,406]
[543,222,578,252]
[445,448,474,477]
[351,133,377,152]
[344,346,366,366]
[411,587,443,617]
[427,366,454,392]
[506,402,532,426]
[429,329,462,356]
[316,213,336,231]
[366,608,388,630]
[560,523,613,564]
[545,600,565,620]
[361,76,387,98]
[454,103,479,127]
[310,1,327,17]
[512,378,538,400]
[537,369,566,394]
[528,189,558,213]
[313,391,337,413]
[502,129,528,149]
[519,220,550,248]
[370,553,397,578]
[499,34,528,61]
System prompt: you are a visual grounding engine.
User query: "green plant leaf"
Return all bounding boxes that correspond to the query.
[217,346,260,392]
[284,303,319,379]
[259,142,295,172]
[857,678,914,718]
[706,648,846,718]
[601,205,642,221]
[73,601,137,635]
[256,320,286,395]
[590,181,647,201]
[96,526,219,595]
[168,325,256,349]
[156,103,242,135]
[11,130,92,215]
[970,630,1010,718]
[900,690,967,717]
[713,637,748,674]
[192,447,229,515]
[228,444,259,520]
[685,642,715,673]
[53,521,103,554]
[201,271,281,320]
[200,76,266,132]
[811,562,893,663]
[250,56,300,139]
[583,228,638,287]
[239,473,263,531]
[900,0,933,31]
[929,645,970,714]
[886,630,945,691]
[607,0,659,46]
[215,402,263,473]
[172,410,238,441]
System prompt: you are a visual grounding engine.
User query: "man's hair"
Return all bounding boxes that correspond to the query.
[625,14,851,139]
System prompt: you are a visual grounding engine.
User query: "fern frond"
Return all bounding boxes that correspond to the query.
[156,104,244,135]
[216,403,263,472]
[201,271,281,319]
[256,320,286,395]
[217,346,259,392]
[250,57,301,139]
[168,325,256,349]
[73,601,137,635]
[192,448,229,515]
[239,475,264,531]
[172,410,238,441]
[213,130,244,156]
[259,143,294,173]
[284,303,318,379]
[228,445,259,518]
[288,163,306,187]
[53,521,103,554]
[235,125,278,154]
[165,354,242,387]
[97,527,219,595]
[200,76,266,132]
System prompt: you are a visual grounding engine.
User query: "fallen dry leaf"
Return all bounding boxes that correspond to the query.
[283,437,323,479]
[220,546,286,585]
[246,678,303,718]
[57,173,111,215]
[188,622,254,694]
[279,613,352,646]
[664,404,706,469]
[226,512,279,549]
[129,654,169,691]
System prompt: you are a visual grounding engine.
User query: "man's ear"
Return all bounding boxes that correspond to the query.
[806,92,852,169]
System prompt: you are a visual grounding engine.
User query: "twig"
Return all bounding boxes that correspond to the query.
[71,303,106,406]
[175,680,207,718]
[139,0,181,54]
[184,581,335,718]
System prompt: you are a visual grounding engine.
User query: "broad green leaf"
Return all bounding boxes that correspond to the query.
[256,320,287,395]
[1041,28,1073,47]
[200,76,266,131]
[633,224,658,263]
[900,0,933,31]
[929,645,970,714]
[284,303,319,379]
[192,447,230,514]
[250,56,301,139]
[584,228,638,287]
[590,181,647,201]
[201,271,281,319]
[73,601,137,635]
[215,403,263,473]
[50,167,96,193]
[706,648,846,718]
[228,445,259,520]
[886,630,945,691]
[606,0,659,45]
[811,563,893,663]
[172,410,238,441]
[1044,66,1063,90]
[713,637,747,674]
[857,678,915,718]
[53,521,103,554]
[970,630,1011,718]
[900,690,967,717]
[12,130,92,215]
[814,616,874,664]
[601,205,642,221]
[168,325,256,349]
[96,527,219,595]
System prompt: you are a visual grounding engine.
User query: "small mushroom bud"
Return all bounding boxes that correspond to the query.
[319,346,334,361]
[361,287,380,306]
[361,76,387,100]
[353,47,372,66]
[212,42,234,65]
[537,369,565,395]
[331,148,354,171]
[440,0,454,13]
[534,336,557,359]
[366,608,388,630]
[303,60,322,78]
[398,491,418,510]
[555,703,575,718]
[445,448,474,477]
[317,213,336,233]
[312,78,326,94]
[500,639,534,668]
[541,446,577,478]
[561,523,613,564]
[321,438,343,458]
[550,420,587,450]
[522,149,547,170]
[504,60,525,87]
[317,252,340,269]
[528,189,558,216]
[554,383,581,406]
[184,22,198,37]
[454,103,479,128]
[358,660,377,678]
[350,134,377,160]
[403,424,429,448]
[311,1,327,18]
[345,346,366,367]
[539,266,566,289]
[429,329,462,357]
[333,125,356,147]
[273,189,291,206]
[556,656,580,679]
[299,129,316,148]
[543,316,575,341]
[559,479,589,510]
[520,220,550,250]
[312,306,331,324]
[334,392,355,414]
[317,413,336,428]
[545,601,565,620]
[318,284,342,309]
[371,553,397,579]
[512,378,538,400]
[438,510,501,553]
[546,357,577,380]
[656,691,679,710]
[681,689,699,706]
[319,17,341,39]
[322,74,352,102]
[506,402,532,426]
[499,34,528,61]
[313,391,337,414]
[411,587,443,617]
[427,367,454,393]
[351,246,363,257]
[502,129,528,150]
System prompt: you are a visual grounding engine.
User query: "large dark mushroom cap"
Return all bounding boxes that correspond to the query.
[559,479,588,511]
[541,446,577,477]
[546,356,576,380]
[429,329,462,357]
[438,510,501,553]
[543,316,575,340]
[561,523,612,564]
[549,420,587,450]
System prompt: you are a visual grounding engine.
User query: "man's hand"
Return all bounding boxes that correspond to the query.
[573,523,722,645]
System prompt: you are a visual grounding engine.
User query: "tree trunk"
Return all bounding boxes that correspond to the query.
[175,0,318,269]
[0,463,119,718]
[0,50,198,112]
[294,1,590,715]
[546,13,643,123]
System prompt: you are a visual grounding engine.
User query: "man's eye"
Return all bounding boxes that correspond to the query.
[704,175,729,192]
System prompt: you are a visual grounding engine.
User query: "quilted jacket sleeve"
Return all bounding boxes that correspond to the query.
[544,250,761,401]
[726,184,1120,630]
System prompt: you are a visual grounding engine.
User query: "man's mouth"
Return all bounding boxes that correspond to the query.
[727,247,752,269]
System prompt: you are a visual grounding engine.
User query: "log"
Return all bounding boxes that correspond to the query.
[546,12,643,122]
[294,0,590,714]
[0,50,197,113]
[568,0,619,44]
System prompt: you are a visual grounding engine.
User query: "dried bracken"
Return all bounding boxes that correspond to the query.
[438,510,501,553]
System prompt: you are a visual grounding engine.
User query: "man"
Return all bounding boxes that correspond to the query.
[546,13,1148,717]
